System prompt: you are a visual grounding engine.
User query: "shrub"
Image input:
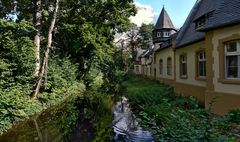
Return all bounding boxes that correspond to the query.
[123,76,240,141]
[227,109,240,123]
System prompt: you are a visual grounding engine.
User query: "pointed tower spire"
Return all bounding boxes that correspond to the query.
[154,7,175,30]
[152,6,176,44]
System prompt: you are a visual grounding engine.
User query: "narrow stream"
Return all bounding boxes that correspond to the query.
[0,96,154,142]
[112,97,154,142]
[0,97,94,142]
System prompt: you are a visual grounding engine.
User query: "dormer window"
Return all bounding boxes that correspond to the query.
[195,11,214,29]
[196,18,206,28]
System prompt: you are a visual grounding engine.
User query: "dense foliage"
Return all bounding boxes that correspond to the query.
[56,0,136,91]
[0,95,82,142]
[139,23,154,48]
[123,76,240,141]
[0,0,136,135]
[0,20,35,89]
[0,19,85,134]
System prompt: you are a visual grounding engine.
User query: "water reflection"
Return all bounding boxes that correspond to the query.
[112,97,154,142]
[0,96,153,142]
[0,99,79,142]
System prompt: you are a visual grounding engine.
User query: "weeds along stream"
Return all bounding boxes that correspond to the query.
[122,76,240,142]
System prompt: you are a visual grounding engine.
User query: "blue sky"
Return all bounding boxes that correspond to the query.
[133,0,196,28]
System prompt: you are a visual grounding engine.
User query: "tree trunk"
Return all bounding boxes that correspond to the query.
[44,57,48,88]
[33,119,43,142]
[34,0,42,76]
[32,0,59,99]
[43,0,59,86]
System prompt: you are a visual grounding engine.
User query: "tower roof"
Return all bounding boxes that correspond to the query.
[154,7,175,30]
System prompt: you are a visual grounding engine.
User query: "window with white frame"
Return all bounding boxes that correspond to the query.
[167,57,172,75]
[157,32,161,37]
[159,59,163,75]
[180,55,187,77]
[164,32,170,37]
[225,41,240,79]
[198,51,206,78]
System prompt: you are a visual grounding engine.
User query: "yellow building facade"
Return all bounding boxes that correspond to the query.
[134,0,240,115]
[155,47,175,86]
[205,25,240,115]
[174,41,207,102]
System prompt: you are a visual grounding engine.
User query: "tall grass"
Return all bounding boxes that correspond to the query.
[123,76,240,142]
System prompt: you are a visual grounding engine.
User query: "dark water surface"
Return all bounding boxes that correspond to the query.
[0,96,154,142]
[0,97,95,142]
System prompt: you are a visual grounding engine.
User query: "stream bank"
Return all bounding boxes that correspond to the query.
[0,91,114,142]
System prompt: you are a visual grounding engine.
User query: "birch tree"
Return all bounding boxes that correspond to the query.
[32,0,59,99]
[33,0,42,76]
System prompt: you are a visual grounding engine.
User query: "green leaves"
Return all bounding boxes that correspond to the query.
[0,85,30,134]
[0,0,136,137]
[0,19,86,134]
[0,19,35,89]
[56,0,136,85]
[124,76,240,141]
[139,23,154,48]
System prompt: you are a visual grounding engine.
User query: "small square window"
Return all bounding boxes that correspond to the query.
[163,32,170,37]
[226,42,237,52]
[195,17,206,28]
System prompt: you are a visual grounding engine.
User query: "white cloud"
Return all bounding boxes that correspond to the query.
[130,2,155,27]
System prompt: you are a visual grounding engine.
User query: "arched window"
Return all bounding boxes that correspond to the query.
[136,66,139,73]
[159,59,163,75]
[197,51,206,78]
[180,55,187,78]
[167,57,172,76]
